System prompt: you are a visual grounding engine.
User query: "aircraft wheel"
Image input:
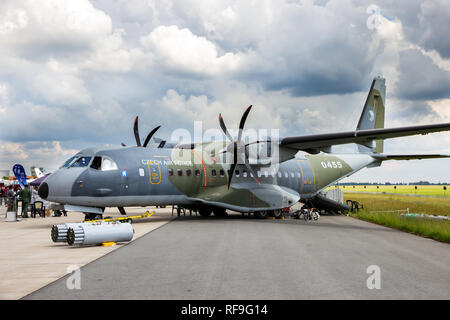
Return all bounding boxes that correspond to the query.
[198,208,212,217]
[254,210,268,219]
[94,214,103,220]
[273,210,283,219]
[84,213,94,221]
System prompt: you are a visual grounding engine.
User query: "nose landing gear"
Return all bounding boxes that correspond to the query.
[83,208,105,221]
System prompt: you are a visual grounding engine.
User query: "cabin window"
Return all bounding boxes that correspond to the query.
[195,169,201,176]
[297,172,301,178]
[242,170,247,178]
[290,172,295,178]
[177,169,183,176]
[186,169,192,176]
[139,168,145,177]
[168,169,174,176]
[257,171,261,178]
[220,169,225,177]
[211,169,217,176]
[264,171,269,178]
[278,172,282,178]
[235,170,240,177]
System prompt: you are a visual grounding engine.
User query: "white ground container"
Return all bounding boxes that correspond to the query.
[67,223,134,246]
[51,221,116,243]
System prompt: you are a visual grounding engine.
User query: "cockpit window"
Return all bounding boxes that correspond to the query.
[101,157,118,171]
[90,156,118,171]
[90,156,102,170]
[61,156,78,168]
[71,157,92,168]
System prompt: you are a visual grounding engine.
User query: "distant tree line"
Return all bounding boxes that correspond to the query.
[336,181,448,186]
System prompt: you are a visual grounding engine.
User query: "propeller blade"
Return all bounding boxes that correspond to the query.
[237,105,252,142]
[143,126,161,148]
[134,116,141,147]
[244,155,260,185]
[227,162,237,189]
[219,114,234,142]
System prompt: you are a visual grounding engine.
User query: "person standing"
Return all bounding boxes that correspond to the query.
[6,186,15,211]
[0,186,4,205]
[18,185,32,218]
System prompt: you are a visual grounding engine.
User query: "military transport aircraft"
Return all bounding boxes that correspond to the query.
[38,77,450,220]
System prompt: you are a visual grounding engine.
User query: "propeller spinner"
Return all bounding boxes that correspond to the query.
[219,105,261,189]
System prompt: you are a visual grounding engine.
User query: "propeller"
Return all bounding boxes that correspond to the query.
[143,125,161,147]
[219,105,260,189]
[122,116,161,148]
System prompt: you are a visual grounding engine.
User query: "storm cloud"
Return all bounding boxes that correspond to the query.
[0,0,449,181]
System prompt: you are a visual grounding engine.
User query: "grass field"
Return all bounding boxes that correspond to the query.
[343,193,450,243]
[332,185,449,196]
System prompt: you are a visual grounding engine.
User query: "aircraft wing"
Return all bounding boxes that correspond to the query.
[280,123,450,153]
[371,154,450,161]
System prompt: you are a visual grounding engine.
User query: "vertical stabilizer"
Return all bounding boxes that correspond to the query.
[31,167,45,178]
[356,76,386,153]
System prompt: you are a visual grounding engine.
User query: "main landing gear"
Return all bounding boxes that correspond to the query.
[197,207,228,217]
[254,209,284,219]
[180,206,284,219]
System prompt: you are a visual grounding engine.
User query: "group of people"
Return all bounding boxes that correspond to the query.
[0,184,45,218]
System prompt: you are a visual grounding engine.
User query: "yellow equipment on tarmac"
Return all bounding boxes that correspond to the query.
[85,210,155,223]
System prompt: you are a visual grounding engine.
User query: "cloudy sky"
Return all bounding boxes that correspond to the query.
[0,0,449,183]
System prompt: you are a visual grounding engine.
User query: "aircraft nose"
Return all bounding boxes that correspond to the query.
[38,182,49,199]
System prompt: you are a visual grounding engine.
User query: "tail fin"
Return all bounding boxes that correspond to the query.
[356,76,386,153]
[31,167,45,178]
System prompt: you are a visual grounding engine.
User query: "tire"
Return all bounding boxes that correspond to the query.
[273,210,283,219]
[198,208,212,217]
[254,210,268,219]
[94,214,103,220]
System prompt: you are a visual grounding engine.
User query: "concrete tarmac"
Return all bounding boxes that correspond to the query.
[24,214,450,300]
[0,207,174,299]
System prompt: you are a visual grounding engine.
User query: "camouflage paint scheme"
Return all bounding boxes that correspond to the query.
[39,77,450,216]
[41,144,370,213]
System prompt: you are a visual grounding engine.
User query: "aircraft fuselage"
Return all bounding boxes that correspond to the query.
[39,145,376,213]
